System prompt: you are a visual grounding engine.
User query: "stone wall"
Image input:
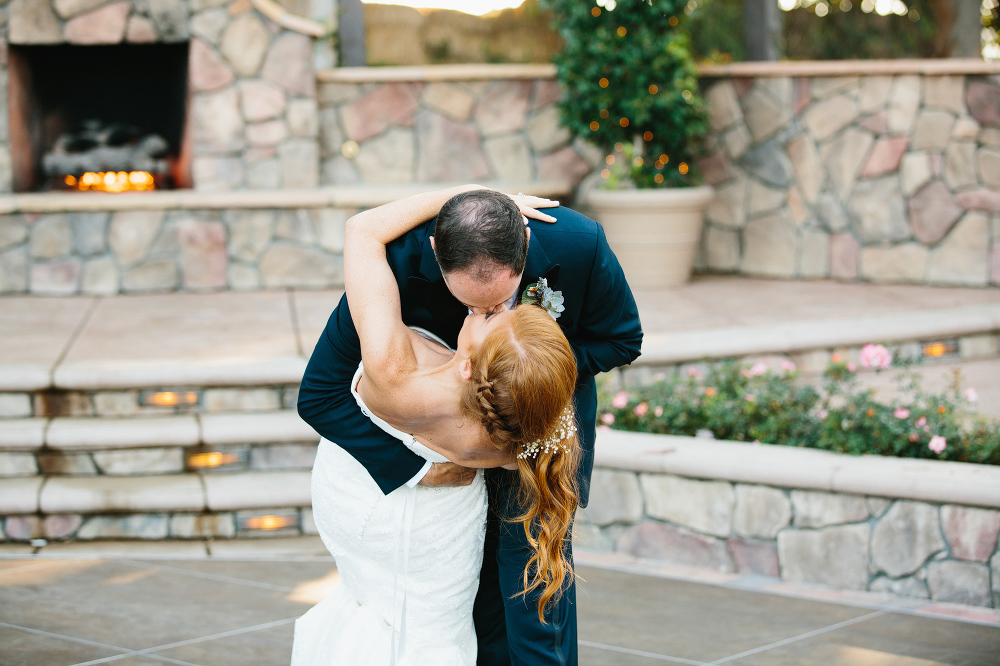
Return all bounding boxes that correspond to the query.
[1,0,325,191]
[695,61,1000,287]
[0,199,347,294]
[317,61,1000,288]
[314,65,595,189]
[576,468,1000,608]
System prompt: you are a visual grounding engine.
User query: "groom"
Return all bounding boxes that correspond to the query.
[298,189,642,665]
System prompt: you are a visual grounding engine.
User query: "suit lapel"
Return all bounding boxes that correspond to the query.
[518,234,560,298]
[407,237,467,345]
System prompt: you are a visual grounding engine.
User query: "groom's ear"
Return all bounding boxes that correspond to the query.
[459,359,472,381]
[429,236,435,253]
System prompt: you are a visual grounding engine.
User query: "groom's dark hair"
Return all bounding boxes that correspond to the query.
[433,190,528,278]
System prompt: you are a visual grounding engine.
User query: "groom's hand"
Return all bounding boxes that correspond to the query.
[418,462,477,487]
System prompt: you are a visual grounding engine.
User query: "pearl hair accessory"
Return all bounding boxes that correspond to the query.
[517,407,577,459]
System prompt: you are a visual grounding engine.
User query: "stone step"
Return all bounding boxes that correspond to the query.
[636,302,1000,367]
[0,470,315,543]
[0,410,317,452]
[0,410,321,479]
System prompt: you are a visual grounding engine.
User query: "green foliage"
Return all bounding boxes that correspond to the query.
[598,360,1000,465]
[685,0,942,61]
[539,0,708,188]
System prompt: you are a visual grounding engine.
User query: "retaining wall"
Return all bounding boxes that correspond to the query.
[579,430,1000,608]
[4,61,1000,293]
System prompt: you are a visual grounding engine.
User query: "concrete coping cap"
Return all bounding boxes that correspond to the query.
[596,429,1000,509]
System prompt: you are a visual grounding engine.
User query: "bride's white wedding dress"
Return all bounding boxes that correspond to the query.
[291,332,487,666]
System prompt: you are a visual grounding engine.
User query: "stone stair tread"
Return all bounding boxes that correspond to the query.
[45,415,200,450]
[0,477,43,514]
[9,470,313,516]
[52,355,307,391]
[0,419,46,450]
[200,411,318,445]
[203,470,313,511]
[639,302,1000,365]
[1,279,998,392]
[0,410,320,452]
[40,474,205,515]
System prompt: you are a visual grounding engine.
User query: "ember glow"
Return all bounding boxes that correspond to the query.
[65,170,155,192]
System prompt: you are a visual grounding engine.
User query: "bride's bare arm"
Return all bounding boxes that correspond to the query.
[343,186,559,379]
[343,185,484,382]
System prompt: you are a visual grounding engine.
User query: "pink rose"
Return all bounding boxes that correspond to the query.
[928,435,947,454]
[965,388,978,403]
[601,413,615,425]
[687,367,700,378]
[847,362,857,372]
[781,360,797,373]
[748,362,767,377]
[611,391,628,409]
[744,394,756,402]
[894,408,910,419]
[915,416,927,428]
[598,425,611,431]
[909,433,919,442]
[860,343,892,370]
[634,402,649,417]
[817,409,828,419]
[654,406,663,417]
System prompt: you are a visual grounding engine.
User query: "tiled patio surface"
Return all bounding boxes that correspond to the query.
[1,542,998,666]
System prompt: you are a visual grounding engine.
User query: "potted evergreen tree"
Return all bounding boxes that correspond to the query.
[541,0,714,287]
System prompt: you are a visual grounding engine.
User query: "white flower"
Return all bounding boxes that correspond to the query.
[521,278,564,320]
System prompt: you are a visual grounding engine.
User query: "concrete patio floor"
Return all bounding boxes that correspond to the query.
[1,541,998,666]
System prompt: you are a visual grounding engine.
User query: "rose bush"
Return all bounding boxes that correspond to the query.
[598,356,1000,465]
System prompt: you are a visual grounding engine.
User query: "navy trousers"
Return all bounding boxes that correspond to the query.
[473,468,577,666]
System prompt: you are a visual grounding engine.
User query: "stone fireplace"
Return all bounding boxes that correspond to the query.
[2,0,327,192]
[9,41,191,192]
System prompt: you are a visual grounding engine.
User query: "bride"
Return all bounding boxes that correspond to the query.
[291,186,581,665]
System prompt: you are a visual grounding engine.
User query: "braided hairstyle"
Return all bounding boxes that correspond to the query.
[460,305,580,622]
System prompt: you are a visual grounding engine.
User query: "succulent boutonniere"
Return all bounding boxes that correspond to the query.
[520,278,565,320]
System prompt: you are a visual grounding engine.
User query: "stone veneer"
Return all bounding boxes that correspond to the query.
[314,65,596,189]
[0,201,348,294]
[577,468,1000,609]
[695,60,1000,288]
[1,0,325,192]
[4,58,1000,294]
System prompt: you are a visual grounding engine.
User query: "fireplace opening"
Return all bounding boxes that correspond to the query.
[8,42,192,193]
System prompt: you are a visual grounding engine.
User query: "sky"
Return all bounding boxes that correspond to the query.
[362,0,525,16]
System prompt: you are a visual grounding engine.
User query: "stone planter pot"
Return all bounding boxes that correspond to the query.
[585,186,714,288]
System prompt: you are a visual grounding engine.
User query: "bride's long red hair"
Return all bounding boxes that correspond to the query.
[461,305,580,622]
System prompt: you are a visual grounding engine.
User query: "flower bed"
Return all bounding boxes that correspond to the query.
[598,345,1000,465]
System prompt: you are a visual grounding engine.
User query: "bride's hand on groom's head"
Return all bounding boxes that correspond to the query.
[510,192,559,224]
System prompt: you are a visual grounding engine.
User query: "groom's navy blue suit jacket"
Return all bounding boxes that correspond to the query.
[297,205,642,506]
